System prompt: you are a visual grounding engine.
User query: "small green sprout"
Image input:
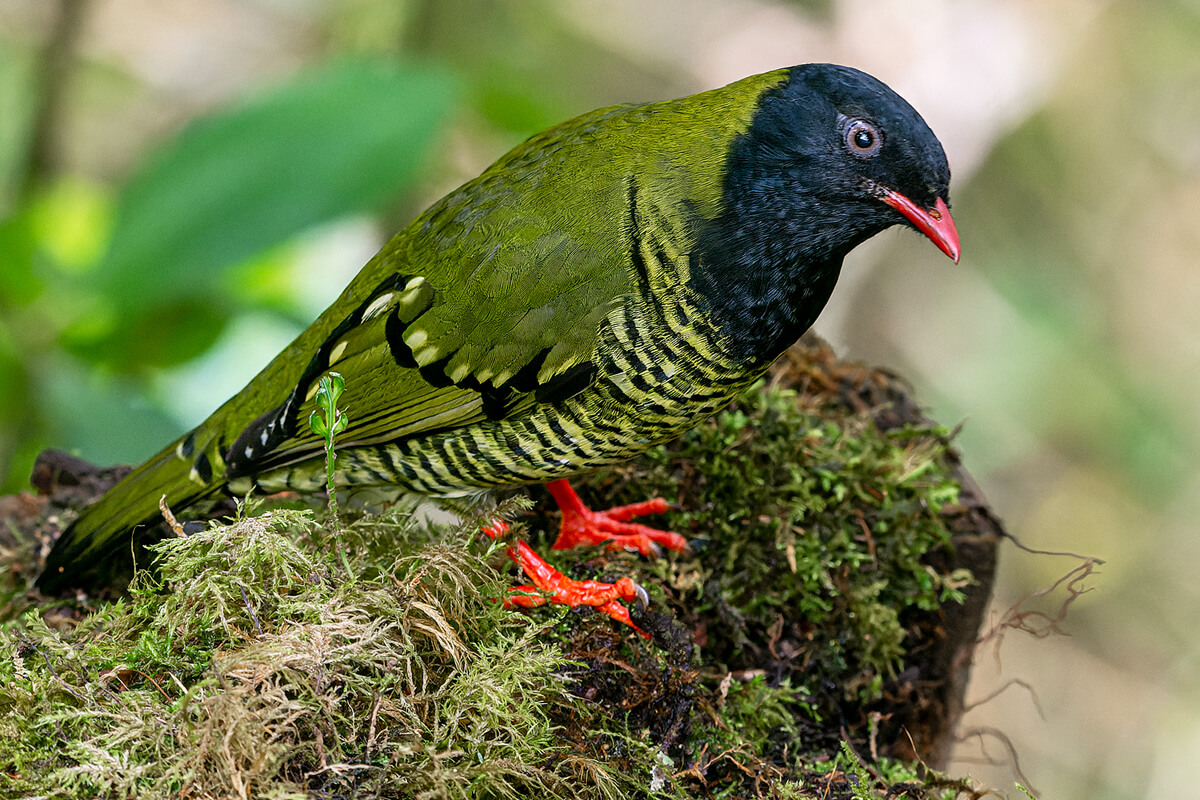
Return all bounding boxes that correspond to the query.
[308,373,352,574]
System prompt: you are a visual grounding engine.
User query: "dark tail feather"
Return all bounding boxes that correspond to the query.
[37,438,221,594]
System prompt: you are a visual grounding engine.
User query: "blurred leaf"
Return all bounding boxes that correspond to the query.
[219,240,308,319]
[0,293,31,490]
[0,201,52,490]
[82,58,460,371]
[0,208,37,489]
[0,207,37,305]
[39,356,184,467]
[76,300,231,370]
[28,177,112,272]
[474,83,564,135]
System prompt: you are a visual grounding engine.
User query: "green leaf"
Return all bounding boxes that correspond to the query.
[309,408,330,438]
[0,206,37,304]
[82,58,460,370]
[310,373,349,439]
[314,371,346,408]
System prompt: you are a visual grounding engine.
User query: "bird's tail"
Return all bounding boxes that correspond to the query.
[37,435,222,593]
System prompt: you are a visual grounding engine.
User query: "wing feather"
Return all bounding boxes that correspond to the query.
[208,83,772,482]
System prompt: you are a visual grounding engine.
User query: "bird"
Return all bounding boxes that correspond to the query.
[37,63,959,635]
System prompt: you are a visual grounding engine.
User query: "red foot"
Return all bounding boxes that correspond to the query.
[482,520,650,638]
[546,479,687,556]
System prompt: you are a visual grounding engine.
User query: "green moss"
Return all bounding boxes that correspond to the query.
[1,346,991,799]
[570,380,964,694]
[2,506,631,799]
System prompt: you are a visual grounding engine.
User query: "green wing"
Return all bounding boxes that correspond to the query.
[212,105,640,480]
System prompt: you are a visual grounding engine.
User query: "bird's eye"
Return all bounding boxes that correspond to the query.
[844,119,882,157]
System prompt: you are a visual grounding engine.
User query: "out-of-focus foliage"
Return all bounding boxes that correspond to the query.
[78,60,459,370]
[0,54,460,489]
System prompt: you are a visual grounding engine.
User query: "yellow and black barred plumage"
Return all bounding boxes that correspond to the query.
[38,64,958,591]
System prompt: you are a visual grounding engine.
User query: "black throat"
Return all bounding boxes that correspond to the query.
[688,213,846,369]
[686,78,896,368]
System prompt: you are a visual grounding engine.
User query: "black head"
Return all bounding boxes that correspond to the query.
[727,63,957,263]
[693,63,958,365]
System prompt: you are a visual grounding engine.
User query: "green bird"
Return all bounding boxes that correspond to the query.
[37,64,959,633]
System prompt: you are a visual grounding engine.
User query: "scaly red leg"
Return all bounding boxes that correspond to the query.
[546,479,687,556]
[481,520,651,638]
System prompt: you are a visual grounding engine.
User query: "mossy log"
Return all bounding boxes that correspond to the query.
[0,335,1003,799]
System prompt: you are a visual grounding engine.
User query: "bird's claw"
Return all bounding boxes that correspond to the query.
[484,524,651,638]
[631,579,650,610]
[640,540,664,559]
[545,479,687,556]
[478,477,677,638]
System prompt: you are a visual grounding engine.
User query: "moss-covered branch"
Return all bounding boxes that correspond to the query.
[0,338,1003,799]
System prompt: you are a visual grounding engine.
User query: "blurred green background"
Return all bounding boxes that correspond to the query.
[1,1,1197,797]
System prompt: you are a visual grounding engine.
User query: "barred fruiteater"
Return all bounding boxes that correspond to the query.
[38,64,959,633]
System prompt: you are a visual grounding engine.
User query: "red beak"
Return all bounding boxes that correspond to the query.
[879,191,960,263]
